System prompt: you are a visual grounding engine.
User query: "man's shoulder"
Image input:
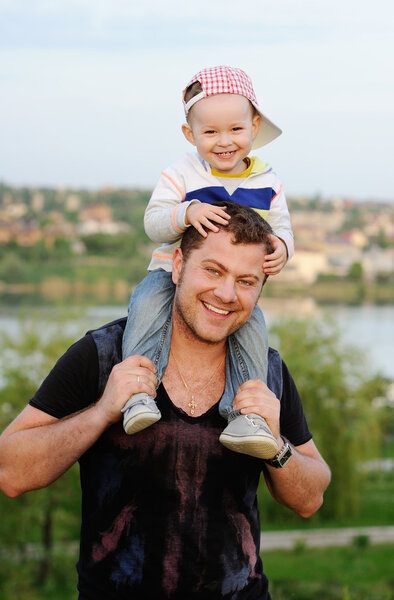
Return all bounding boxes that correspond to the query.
[87,317,127,399]
[87,316,126,337]
[29,328,100,418]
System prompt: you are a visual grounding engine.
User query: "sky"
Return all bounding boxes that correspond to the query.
[1,0,393,200]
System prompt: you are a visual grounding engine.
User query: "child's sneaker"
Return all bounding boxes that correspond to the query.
[122,393,161,435]
[219,413,278,459]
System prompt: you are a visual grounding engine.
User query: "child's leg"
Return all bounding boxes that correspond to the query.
[122,269,174,434]
[122,269,174,375]
[219,304,268,418]
[218,305,279,459]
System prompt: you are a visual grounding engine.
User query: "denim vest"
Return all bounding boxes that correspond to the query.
[90,318,283,402]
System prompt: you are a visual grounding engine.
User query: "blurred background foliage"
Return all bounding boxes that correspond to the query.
[259,317,388,524]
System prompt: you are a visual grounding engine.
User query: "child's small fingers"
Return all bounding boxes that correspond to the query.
[217,209,231,219]
[203,219,219,232]
[194,223,208,237]
[264,262,283,273]
[210,207,230,218]
[263,263,282,272]
[264,265,282,274]
[264,257,282,267]
[265,250,280,260]
[209,214,230,225]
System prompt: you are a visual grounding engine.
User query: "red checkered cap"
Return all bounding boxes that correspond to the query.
[182,65,282,148]
[183,66,259,115]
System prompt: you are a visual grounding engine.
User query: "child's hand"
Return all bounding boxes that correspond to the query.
[185,203,230,237]
[263,235,288,275]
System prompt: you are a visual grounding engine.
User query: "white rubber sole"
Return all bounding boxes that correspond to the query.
[123,408,161,435]
[219,433,278,459]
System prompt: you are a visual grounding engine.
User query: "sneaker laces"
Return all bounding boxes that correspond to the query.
[246,414,257,427]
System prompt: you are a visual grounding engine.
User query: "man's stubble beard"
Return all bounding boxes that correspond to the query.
[174,289,222,346]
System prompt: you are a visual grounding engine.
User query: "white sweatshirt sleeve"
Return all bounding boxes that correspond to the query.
[144,166,200,244]
[267,179,295,260]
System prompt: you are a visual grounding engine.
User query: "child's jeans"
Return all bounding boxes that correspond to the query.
[122,269,268,420]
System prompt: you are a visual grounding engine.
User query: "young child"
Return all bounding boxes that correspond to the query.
[121,66,294,460]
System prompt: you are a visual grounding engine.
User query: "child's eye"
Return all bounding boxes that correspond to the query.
[232,127,243,131]
[204,130,215,135]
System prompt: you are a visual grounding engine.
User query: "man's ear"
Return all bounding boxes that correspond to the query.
[172,247,183,284]
[182,123,196,146]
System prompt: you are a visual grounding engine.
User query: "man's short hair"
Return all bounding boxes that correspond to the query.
[180,201,274,261]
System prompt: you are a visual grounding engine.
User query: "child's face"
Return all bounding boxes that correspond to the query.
[182,94,261,175]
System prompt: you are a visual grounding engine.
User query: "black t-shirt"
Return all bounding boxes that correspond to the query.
[30,332,312,600]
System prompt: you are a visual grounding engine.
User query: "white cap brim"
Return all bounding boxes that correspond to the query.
[252,109,282,149]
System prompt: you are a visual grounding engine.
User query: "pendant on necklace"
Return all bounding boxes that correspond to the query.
[188,394,197,415]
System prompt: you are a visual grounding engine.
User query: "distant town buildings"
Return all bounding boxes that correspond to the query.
[0,184,393,284]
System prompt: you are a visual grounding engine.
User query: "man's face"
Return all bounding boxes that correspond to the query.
[172,229,266,345]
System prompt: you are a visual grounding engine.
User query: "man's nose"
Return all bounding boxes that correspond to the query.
[213,277,237,303]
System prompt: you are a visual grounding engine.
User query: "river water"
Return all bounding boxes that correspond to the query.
[0,300,393,380]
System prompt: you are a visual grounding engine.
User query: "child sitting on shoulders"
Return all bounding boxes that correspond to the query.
[121,65,294,460]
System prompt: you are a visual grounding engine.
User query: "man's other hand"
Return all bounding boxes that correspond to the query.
[232,379,281,442]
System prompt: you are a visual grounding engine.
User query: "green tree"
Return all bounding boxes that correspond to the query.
[0,252,26,282]
[259,318,383,523]
[0,315,81,583]
[347,261,363,281]
[52,237,73,259]
[81,232,137,258]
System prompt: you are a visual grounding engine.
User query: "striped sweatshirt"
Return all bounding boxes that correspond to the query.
[145,152,294,272]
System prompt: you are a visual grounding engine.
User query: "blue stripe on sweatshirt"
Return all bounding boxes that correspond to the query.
[184,186,274,210]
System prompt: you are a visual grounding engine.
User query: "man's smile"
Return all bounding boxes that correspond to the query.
[202,301,231,316]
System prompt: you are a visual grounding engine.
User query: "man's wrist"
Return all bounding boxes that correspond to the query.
[91,400,117,431]
[265,436,293,468]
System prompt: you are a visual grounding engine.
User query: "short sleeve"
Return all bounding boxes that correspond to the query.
[279,360,312,447]
[29,334,99,419]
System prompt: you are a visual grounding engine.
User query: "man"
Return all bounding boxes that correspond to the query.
[0,204,330,599]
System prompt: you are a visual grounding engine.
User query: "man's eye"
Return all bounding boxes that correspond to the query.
[207,268,219,275]
[239,280,254,286]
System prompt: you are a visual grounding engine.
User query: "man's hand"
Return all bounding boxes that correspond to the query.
[0,354,157,497]
[185,203,230,237]
[96,356,157,427]
[232,379,281,442]
[263,235,287,275]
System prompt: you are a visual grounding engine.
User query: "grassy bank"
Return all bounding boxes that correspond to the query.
[1,543,393,599]
[263,543,394,599]
[266,279,394,304]
[258,467,394,532]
